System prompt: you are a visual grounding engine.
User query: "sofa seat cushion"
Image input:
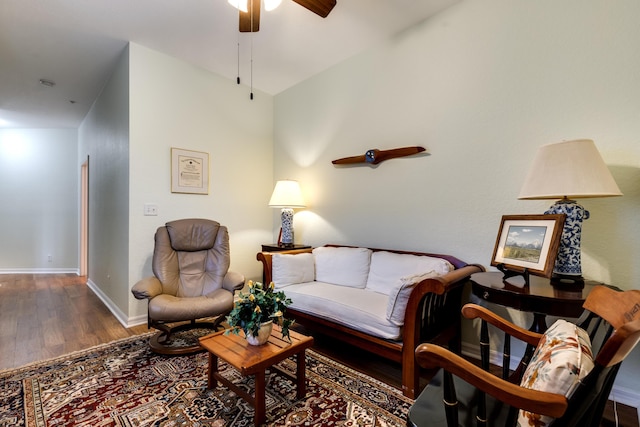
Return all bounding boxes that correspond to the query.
[283,281,402,340]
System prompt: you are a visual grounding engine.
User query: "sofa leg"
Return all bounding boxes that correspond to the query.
[402,363,420,399]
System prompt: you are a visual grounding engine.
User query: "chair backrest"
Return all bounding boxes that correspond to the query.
[485,285,640,427]
[410,285,640,427]
[553,285,640,426]
[152,218,231,298]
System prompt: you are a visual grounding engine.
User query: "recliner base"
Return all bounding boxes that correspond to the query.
[148,316,227,355]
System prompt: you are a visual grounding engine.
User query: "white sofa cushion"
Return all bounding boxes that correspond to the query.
[386,271,441,325]
[285,281,402,340]
[313,246,372,288]
[272,252,315,288]
[366,251,454,295]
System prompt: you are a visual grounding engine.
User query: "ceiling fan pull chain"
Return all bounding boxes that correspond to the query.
[250,0,254,100]
[236,26,241,84]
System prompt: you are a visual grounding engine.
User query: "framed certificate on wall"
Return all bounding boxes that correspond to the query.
[171,148,209,194]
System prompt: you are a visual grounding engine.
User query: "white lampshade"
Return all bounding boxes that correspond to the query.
[519,139,622,200]
[268,180,306,208]
[518,139,622,281]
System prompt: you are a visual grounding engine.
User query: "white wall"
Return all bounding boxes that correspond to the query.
[127,43,275,320]
[77,43,274,323]
[78,45,131,316]
[274,0,640,401]
[0,128,78,272]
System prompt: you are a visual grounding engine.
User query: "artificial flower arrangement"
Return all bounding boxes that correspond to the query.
[226,280,294,341]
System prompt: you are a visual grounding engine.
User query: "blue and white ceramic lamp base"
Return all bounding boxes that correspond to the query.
[280,208,294,246]
[545,199,589,280]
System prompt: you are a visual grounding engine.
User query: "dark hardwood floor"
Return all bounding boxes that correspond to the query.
[0,273,147,370]
[0,273,637,426]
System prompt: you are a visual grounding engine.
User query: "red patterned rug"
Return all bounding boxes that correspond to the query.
[0,333,412,426]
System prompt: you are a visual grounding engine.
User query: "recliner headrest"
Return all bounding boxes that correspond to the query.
[165,218,220,252]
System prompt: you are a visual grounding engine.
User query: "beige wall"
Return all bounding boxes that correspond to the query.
[273,0,640,402]
[127,43,275,321]
[78,43,275,324]
[274,0,640,288]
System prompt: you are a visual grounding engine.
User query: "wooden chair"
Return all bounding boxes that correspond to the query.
[407,285,640,427]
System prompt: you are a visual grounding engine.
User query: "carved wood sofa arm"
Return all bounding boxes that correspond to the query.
[401,263,485,397]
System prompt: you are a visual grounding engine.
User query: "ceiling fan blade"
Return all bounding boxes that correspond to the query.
[291,0,336,18]
[239,0,261,32]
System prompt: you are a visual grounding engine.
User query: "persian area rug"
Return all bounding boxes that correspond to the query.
[0,333,413,426]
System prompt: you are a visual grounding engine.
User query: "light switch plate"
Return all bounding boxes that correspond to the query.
[144,203,158,216]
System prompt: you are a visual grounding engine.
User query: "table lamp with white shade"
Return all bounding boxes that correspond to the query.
[518,139,622,284]
[268,180,306,247]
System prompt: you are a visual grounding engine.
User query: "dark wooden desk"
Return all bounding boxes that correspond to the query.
[470,271,601,332]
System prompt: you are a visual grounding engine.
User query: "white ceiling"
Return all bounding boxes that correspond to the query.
[0,0,459,129]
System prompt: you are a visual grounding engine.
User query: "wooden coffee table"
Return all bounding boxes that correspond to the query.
[199,325,314,426]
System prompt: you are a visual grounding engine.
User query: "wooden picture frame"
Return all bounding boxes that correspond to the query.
[171,148,209,194]
[491,214,565,278]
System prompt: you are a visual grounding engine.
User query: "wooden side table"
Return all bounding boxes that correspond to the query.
[470,271,602,332]
[199,325,314,426]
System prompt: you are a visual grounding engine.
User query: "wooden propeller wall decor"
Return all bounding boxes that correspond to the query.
[239,0,337,32]
[332,146,428,165]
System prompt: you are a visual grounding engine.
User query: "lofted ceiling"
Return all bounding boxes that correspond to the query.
[0,0,459,129]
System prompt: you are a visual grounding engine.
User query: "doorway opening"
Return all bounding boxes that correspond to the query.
[80,158,89,277]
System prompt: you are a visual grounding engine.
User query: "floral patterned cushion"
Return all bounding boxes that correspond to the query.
[517,319,594,427]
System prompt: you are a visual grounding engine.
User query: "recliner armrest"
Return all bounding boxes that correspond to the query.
[131,276,163,300]
[223,271,245,293]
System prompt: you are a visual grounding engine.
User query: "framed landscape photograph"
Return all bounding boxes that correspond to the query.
[171,148,209,194]
[491,214,565,278]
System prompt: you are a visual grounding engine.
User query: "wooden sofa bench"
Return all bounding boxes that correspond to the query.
[256,244,484,398]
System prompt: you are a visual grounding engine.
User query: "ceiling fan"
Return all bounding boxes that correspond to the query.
[231,0,337,32]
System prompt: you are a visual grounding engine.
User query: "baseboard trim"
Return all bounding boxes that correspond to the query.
[0,268,79,274]
[609,385,640,411]
[127,314,148,328]
[86,279,129,328]
[86,279,149,328]
[460,342,640,409]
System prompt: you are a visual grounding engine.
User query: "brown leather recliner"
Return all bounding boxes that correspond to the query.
[132,218,245,354]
